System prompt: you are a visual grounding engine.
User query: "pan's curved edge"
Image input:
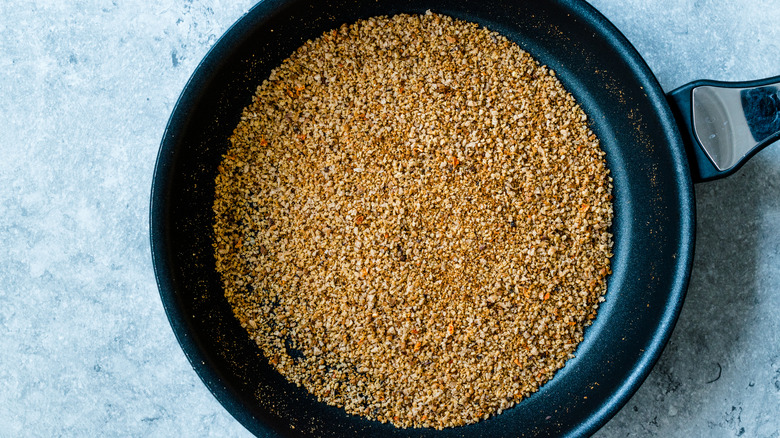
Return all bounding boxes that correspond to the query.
[561,1,696,436]
[150,0,698,436]
[149,1,289,436]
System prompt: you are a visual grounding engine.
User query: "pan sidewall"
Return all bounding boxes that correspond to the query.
[150,0,696,436]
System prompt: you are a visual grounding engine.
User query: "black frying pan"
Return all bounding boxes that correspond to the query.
[150,0,779,436]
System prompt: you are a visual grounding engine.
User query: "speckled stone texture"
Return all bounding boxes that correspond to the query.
[0,1,777,437]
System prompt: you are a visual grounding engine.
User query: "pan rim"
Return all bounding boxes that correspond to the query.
[150,0,696,436]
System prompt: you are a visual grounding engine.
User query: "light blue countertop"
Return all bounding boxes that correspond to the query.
[1,1,778,436]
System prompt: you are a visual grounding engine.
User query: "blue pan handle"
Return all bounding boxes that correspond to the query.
[667,75,780,182]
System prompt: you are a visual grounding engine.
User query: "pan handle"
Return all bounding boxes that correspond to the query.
[667,75,780,182]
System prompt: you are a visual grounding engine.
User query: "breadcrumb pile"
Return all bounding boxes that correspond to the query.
[214,11,613,429]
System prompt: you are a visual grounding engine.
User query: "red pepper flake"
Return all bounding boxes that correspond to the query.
[355,215,365,225]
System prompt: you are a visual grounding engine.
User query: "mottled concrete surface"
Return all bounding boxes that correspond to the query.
[0,1,777,437]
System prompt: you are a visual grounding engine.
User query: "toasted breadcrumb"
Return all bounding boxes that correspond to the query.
[213,11,613,429]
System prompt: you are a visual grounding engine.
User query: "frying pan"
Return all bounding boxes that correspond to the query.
[150,0,780,436]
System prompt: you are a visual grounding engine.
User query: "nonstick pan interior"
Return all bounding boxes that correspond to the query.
[151,0,695,436]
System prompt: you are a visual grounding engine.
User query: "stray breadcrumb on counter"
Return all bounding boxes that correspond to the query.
[213,11,613,430]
